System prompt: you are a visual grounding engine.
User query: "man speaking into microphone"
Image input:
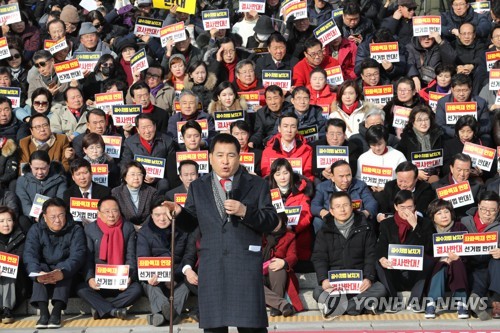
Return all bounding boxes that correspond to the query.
[164,133,278,333]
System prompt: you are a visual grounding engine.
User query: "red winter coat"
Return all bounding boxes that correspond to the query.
[261,133,314,181]
[293,55,339,87]
[262,231,304,312]
[306,83,336,109]
[284,178,313,261]
[325,38,358,81]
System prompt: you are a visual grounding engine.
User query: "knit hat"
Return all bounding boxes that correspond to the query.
[79,22,97,36]
[169,54,186,67]
[114,36,139,54]
[60,5,80,24]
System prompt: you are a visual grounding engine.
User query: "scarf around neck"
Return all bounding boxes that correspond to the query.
[334,213,355,238]
[97,216,124,265]
[394,211,412,243]
[473,211,489,233]
[341,101,359,115]
[434,220,455,234]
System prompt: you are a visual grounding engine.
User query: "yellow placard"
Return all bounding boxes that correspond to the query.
[152,0,196,14]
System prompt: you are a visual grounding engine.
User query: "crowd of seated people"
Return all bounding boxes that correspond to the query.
[2,0,500,328]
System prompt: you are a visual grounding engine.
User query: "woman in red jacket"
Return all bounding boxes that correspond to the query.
[269,158,314,271]
[262,213,304,316]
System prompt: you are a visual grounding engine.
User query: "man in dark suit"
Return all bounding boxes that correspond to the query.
[63,158,111,206]
[375,162,435,222]
[432,153,484,218]
[165,160,199,201]
[165,134,278,333]
[255,33,298,86]
[122,113,178,194]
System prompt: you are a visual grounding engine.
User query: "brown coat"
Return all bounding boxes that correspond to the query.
[19,134,71,172]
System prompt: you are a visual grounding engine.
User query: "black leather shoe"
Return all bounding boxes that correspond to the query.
[112,308,127,320]
[282,304,295,317]
[270,308,282,316]
[1,307,14,324]
[48,314,61,329]
[36,315,49,329]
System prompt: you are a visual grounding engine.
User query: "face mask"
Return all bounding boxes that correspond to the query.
[101,66,114,76]
[256,33,271,41]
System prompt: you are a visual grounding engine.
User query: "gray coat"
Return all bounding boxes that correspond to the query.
[177,167,278,329]
[111,184,159,226]
[16,162,67,217]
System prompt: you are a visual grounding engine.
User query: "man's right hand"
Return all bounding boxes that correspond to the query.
[89,278,100,290]
[392,8,403,19]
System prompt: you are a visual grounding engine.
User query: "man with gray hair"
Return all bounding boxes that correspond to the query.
[167,90,216,144]
[349,108,399,153]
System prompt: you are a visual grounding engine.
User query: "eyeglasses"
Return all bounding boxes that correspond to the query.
[32,123,50,131]
[332,203,351,210]
[453,88,470,94]
[101,63,114,68]
[452,2,467,7]
[415,117,430,123]
[306,50,323,58]
[223,49,236,55]
[492,35,500,40]
[398,88,413,93]
[6,53,21,61]
[145,73,161,80]
[406,6,417,11]
[93,23,103,29]
[34,101,49,107]
[479,207,498,214]
[34,61,50,68]
[363,72,379,78]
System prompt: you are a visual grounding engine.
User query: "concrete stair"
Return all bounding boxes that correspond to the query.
[14,272,416,315]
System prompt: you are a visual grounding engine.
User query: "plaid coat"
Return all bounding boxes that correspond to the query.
[177,167,278,329]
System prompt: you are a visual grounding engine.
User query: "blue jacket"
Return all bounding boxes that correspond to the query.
[24,214,86,279]
[311,178,378,218]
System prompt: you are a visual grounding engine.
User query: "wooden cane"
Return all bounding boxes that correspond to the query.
[169,210,176,333]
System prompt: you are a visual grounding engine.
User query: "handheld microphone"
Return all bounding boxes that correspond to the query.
[223,181,233,223]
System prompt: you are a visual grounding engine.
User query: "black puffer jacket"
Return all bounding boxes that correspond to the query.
[136,217,188,283]
[23,214,86,279]
[311,212,377,284]
[0,226,28,301]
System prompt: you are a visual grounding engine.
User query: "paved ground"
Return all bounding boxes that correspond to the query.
[3,310,500,332]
